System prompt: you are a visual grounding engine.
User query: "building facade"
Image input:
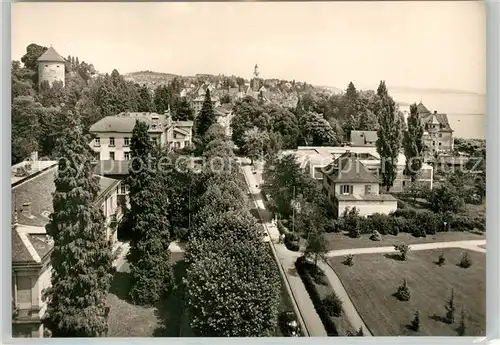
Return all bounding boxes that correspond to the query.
[284,146,433,193]
[11,158,122,338]
[214,104,234,137]
[89,112,193,161]
[350,130,377,147]
[321,152,398,217]
[416,102,454,153]
[191,96,221,114]
[37,46,66,89]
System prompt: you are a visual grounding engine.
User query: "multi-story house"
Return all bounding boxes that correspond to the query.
[89,111,193,161]
[416,102,454,153]
[11,156,122,338]
[191,96,221,114]
[321,151,398,217]
[283,146,433,192]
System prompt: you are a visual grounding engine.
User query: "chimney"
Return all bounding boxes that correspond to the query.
[22,202,31,218]
[434,111,437,114]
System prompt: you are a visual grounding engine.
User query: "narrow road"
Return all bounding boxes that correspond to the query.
[241,163,328,337]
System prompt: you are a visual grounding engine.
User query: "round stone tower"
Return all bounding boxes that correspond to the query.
[37,46,66,89]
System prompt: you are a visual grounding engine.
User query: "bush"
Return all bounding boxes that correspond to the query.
[324,220,339,233]
[395,279,411,301]
[437,252,446,266]
[277,220,290,235]
[391,208,418,220]
[445,288,456,324]
[458,252,472,268]
[343,254,354,266]
[397,199,407,209]
[369,230,382,241]
[285,233,300,251]
[369,213,392,235]
[322,293,343,317]
[394,243,410,261]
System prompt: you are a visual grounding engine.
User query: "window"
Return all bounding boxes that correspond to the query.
[124,152,130,160]
[94,137,100,147]
[151,124,157,130]
[110,152,115,160]
[439,142,442,146]
[432,141,436,146]
[45,65,48,67]
[57,65,60,68]
[365,185,372,195]
[150,137,158,146]
[174,142,181,148]
[174,133,178,139]
[438,133,442,138]
[120,183,129,194]
[340,185,353,195]
[124,137,130,146]
[109,137,115,147]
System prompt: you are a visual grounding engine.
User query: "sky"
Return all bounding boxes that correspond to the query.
[11,1,485,94]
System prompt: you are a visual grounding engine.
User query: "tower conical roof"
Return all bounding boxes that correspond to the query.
[37,46,65,63]
[416,101,431,115]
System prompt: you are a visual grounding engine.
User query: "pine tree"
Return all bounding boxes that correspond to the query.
[137,84,154,112]
[126,121,172,306]
[410,310,420,332]
[457,308,466,336]
[195,88,216,137]
[403,103,424,182]
[43,116,113,337]
[375,80,404,192]
[175,97,194,121]
[445,288,456,324]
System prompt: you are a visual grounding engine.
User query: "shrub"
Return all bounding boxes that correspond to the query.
[277,220,289,235]
[285,232,300,251]
[395,279,411,301]
[369,230,382,241]
[397,199,407,209]
[369,213,392,235]
[458,252,472,268]
[394,243,410,261]
[410,310,420,332]
[322,292,343,317]
[343,254,354,266]
[391,208,418,220]
[437,252,446,266]
[174,227,189,241]
[348,226,360,238]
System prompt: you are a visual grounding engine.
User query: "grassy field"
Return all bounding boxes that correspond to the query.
[107,251,189,337]
[329,248,485,336]
[325,231,485,251]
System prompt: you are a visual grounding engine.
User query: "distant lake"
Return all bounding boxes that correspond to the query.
[390,90,485,140]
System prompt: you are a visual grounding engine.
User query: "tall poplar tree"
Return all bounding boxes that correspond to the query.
[126,121,172,306]
[43,116,113,337]
[194,88,216,137]
[375,81,404,192]
[403,103,424,182]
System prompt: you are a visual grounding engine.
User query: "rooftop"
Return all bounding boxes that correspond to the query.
[89,112,170,133]
[322,153,380,184]
[37,46,65,63]
[12,162,120,227]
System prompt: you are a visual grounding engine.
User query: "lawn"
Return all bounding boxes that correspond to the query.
[325,231,485,251]
[329,248,485,336]
[107,251,189,337]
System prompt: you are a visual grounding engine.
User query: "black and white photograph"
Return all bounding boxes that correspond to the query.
[9,1,486,338]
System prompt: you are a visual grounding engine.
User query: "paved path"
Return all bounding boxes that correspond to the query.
[242,164,327,337]
[326,240,486,258]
